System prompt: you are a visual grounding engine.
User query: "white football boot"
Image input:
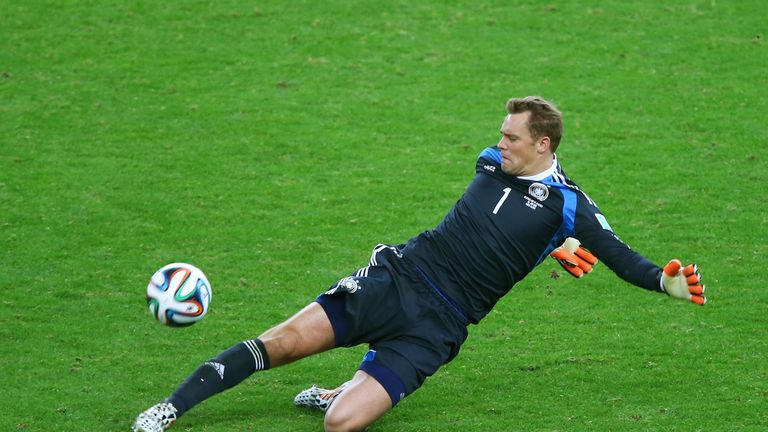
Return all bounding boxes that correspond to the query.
[294,383,347,412]
[131,402,178,432]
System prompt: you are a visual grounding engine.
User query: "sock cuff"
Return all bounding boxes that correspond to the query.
[243,338,270,371]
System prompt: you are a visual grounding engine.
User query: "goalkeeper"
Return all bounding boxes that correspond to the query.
[132,96,706,432]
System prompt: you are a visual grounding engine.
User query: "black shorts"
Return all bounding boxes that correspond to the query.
[315,244,469,406]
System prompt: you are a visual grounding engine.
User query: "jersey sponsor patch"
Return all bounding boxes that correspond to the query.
[595,213,613,232]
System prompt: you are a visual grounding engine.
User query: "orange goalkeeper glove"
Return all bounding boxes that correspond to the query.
[550,237,598,278]
[661,259,707,305]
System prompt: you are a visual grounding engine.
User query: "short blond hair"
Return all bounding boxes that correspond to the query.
[506,96,563,152]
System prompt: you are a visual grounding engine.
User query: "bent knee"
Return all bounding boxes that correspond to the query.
[324,409,367,432]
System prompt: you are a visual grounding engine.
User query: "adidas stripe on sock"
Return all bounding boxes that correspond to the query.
[167,338,270,417]
[243,338,270,371]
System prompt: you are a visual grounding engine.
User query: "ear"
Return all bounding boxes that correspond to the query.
[536,136,551,154]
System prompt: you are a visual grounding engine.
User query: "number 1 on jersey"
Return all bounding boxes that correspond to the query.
[493,187,512,214]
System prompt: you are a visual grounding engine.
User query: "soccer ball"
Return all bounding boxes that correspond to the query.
[146,262,212,327]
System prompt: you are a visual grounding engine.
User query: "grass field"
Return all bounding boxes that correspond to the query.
[2,1,767,430]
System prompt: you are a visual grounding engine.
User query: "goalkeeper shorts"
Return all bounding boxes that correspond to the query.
[315,244,469,406]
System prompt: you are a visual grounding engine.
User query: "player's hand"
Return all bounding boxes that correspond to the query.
[550,237,598,278]
[661,259,707,305]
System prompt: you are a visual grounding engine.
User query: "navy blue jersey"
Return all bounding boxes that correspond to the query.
[402,146,662,324]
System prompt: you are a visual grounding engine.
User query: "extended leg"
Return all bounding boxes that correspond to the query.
[133,302,335,431]
[258,301,336,366]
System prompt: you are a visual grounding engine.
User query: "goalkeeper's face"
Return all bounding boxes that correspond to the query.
[497,112,550,176]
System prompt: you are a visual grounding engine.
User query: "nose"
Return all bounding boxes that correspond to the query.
[497,137,507,150]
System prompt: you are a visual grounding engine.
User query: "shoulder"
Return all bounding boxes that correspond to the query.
[475,146,503,176]
[547,161,600,208]
[554,169,615,233]
[477,146,502,164]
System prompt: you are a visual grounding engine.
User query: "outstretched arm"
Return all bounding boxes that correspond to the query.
[576,225,708,305]
[550,233,708,306]
[568,195,708,305]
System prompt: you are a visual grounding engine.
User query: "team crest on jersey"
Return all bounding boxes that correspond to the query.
[528,183,549,201]
[326,276,361,295]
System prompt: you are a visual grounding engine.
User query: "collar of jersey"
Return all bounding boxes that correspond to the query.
[516,154,558,182]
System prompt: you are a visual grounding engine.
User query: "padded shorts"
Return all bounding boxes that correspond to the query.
[316,244,468,406]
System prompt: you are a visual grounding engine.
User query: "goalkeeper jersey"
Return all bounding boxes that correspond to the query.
[401,146,663,324]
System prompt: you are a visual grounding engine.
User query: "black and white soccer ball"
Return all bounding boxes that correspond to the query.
[146,262,212,327]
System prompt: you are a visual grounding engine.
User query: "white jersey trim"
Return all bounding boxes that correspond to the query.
[517,155,558,181]
[547,154,597,206]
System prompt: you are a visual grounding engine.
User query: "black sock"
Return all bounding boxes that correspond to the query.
[166,339,270,417]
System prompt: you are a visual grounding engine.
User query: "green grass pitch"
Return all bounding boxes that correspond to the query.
[1,1,766,430]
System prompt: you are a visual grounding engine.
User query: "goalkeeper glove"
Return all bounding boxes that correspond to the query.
[550,237,598,278]
[661,259,707,305]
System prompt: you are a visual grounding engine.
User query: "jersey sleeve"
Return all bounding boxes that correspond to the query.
[477,146,502,165]
[573,195,663,292]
